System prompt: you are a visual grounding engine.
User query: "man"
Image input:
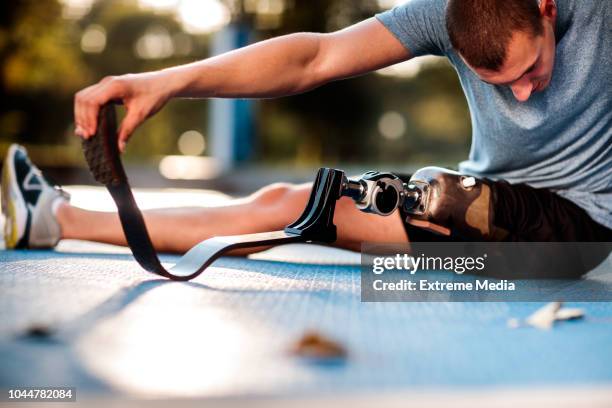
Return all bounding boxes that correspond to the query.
[2,0,611,252]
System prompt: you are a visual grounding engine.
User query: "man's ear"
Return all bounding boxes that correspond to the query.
[539,0,557,23]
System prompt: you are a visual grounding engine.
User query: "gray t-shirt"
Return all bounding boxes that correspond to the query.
[376,0,612,229]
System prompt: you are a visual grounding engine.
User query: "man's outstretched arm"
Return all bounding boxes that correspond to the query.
[74,18,410,150]
[173,17,411,98]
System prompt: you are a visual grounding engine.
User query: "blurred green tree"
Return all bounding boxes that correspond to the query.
[0,0,87,148]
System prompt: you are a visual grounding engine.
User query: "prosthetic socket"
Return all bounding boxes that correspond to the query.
[343,167,509,241]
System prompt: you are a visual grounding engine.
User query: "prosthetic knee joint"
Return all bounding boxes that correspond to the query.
[344,167,509,241]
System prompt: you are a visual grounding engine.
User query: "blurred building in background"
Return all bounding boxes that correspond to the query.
[0,0,471,189]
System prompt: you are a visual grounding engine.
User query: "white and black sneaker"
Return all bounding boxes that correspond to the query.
[1,144,70,249]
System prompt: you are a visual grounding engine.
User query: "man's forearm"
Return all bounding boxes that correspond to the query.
[162,33,328,100]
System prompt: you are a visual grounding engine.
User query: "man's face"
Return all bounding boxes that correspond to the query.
[465,1,558,102]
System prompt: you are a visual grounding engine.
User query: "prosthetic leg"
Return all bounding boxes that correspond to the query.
[81,105,532,281]
[345,167,509,241]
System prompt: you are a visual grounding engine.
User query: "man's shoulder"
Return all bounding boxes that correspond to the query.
[556,0,609,35]
[376,0,451,57]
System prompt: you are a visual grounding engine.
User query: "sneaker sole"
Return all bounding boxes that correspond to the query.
[2,145,28,249]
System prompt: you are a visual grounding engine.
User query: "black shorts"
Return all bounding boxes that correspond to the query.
[397,175,612,242]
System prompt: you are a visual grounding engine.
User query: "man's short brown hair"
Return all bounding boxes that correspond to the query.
[446,0,544,71]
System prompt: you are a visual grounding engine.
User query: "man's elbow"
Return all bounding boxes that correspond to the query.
[294,33,337,92]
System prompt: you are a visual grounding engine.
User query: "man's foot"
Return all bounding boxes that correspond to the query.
[1,144,70,249]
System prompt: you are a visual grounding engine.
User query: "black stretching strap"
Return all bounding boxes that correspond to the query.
[82,104,344,281]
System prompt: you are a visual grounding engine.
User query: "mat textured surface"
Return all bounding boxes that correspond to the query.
[1,187,611,403]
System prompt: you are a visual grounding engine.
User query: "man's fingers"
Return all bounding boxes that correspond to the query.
[82,99,99,138]
[74,90,86,138]
[74,77,125,139]
[74,86,101,139]
[82,91,107,137]
[117,109,144,153]
[82,86,116,136]
[99,75,115,84]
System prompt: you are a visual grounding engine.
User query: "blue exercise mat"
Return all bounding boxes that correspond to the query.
[1,245,612,399]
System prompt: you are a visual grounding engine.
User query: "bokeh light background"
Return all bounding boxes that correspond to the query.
[0,0,471,190]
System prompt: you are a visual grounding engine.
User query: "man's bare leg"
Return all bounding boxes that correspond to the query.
[57,182,408,253]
